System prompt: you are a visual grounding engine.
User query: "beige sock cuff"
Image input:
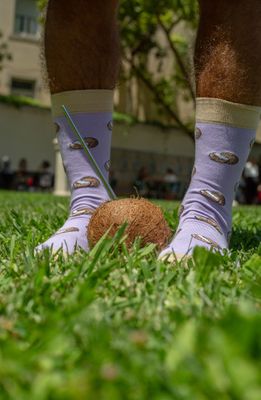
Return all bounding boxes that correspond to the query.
[196,97,261,130]
[51,90,114,117]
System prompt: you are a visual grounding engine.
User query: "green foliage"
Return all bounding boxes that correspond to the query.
[37,0,47,13]
[119,0,199,135]
[0,192,260,399]
[0,94,49,109]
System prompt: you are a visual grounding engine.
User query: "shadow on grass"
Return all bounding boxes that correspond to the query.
[230,226,261,252]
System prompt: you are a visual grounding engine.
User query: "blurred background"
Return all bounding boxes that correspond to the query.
[0,0,260,204]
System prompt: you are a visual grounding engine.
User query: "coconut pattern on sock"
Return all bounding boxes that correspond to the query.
[36,112,112,254]
[160,122,256,259]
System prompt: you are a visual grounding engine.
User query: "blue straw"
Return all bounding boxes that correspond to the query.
[62,105,117,200]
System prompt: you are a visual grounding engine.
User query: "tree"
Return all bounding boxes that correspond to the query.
[119,0,198,137]
[38,0,198,138]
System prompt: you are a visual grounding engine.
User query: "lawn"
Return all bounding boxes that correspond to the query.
[0,191,260,400]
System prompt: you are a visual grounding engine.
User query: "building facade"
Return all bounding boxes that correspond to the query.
[0,0,50,104]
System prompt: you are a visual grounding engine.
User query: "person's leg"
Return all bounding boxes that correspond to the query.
[37,0,120,254]
[160,0,261,259]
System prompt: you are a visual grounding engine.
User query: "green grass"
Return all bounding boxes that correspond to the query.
[0,191,260,400]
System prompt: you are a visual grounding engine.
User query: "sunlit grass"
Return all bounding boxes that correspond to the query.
[0,191,260,399]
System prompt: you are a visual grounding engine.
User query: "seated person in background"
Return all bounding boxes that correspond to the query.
[134,166,150,197]
[0,156,13,190]
[38,160,53,192]
[163,168,180,200]
[15,158,29,191]
[257,183,261,204]
[109,169,118,192]
[244,159,259,204]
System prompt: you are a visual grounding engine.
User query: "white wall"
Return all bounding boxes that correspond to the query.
[113,123,194,157]
[0,101,195,174]
[0,102,55,171]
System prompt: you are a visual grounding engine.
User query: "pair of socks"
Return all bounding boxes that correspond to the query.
[37,91,260,258]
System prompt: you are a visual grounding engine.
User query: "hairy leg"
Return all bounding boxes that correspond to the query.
[44,0,120,93]
[160,0,261,260]
[37,0,120,254]
[195,0,261,105]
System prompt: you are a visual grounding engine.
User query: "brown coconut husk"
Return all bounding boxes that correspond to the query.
[87,198,171,250]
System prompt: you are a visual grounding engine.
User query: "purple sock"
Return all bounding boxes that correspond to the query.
[160,98,260,260]
[36,90,113,254]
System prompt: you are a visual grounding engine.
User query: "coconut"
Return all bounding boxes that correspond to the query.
[87,198,171,250]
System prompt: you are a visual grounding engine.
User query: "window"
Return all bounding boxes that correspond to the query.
[11,78,36,98]
[14,0,40,37]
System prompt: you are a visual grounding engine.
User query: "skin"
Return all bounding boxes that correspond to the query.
[44,0,120,93]
[195,0,261,106]
[45,0,261,105]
